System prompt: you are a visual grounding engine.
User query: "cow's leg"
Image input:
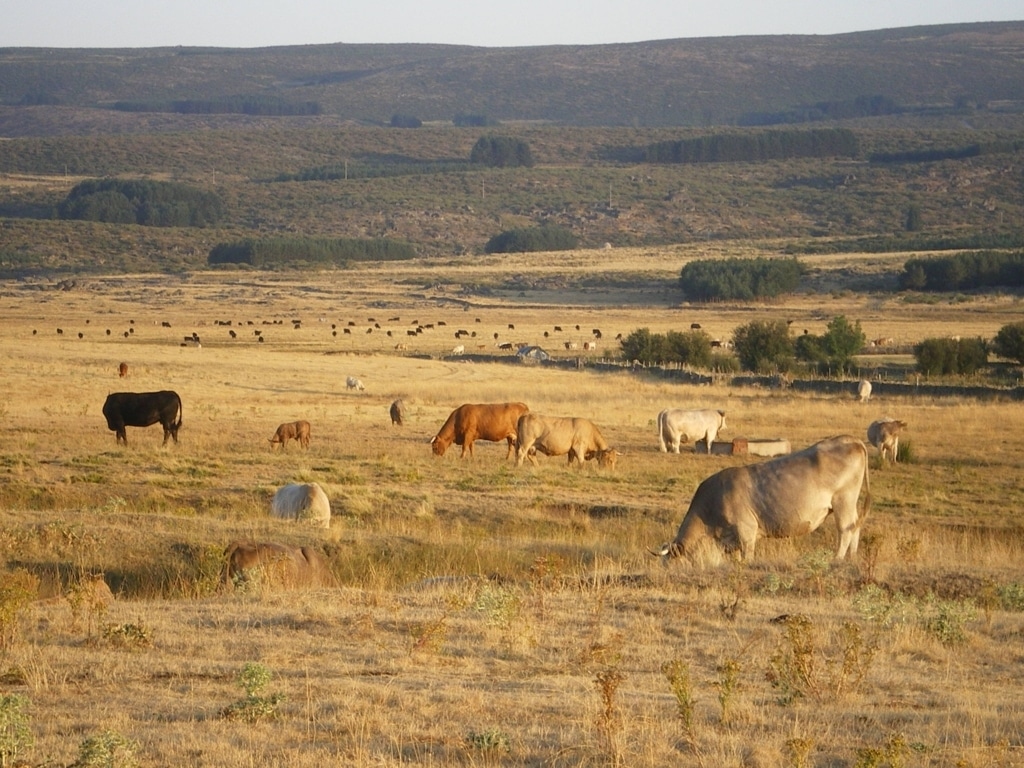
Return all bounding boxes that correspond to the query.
[505,437,515,460]
[672,434,681,453]
[116,428,127,446]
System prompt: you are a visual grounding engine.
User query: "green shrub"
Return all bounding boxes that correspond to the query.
[899,250,1024,291]
[733,320,794,373]
[795,315,866,374]
[75,729,139,768]
[913,337,988,376]
[992,321,1024,364]
[484,225,577,254]
[618,328,712,367]
[679,257,802,301]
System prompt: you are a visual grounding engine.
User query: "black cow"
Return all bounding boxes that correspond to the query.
[102,391,183,446]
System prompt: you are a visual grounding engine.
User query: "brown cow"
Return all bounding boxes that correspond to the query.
[269,420,311,449]
[118,362,128,378]
[431,402,529,459]
[390,399,406,426]
[515,413,620,469]
[222,541,337,590]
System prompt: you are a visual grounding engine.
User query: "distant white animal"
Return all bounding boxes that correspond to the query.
[857,380,872,402]
[451,344,465,355]
[346,376,365,391]
[270,482,331,528]
[657,408,727,454]
[867,418,907,464]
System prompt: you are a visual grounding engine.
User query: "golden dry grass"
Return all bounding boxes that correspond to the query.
[1,250,1024,767]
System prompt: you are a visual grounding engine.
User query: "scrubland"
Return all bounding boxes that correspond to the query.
[1,250,1023,767]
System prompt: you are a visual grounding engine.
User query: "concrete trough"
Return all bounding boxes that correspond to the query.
[695,437,792,457]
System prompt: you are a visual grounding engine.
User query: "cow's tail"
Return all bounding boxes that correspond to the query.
[859,442,872,523]
[656,410,668,452]
[174,392,184,431]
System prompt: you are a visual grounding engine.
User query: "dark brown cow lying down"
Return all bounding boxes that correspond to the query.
[222,541,337,590]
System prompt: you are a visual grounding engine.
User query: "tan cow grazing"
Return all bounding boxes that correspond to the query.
[867,418,907,464]
[431,402,529,459]
[269,420,311,449]
[222,541,337,590]
[857,379,872,402]
[118,362,128,378]
[390,398,406,426]
[515,413,620,469]
[657,408,727,454]
[653,435,870,562]
[271,482,331,528]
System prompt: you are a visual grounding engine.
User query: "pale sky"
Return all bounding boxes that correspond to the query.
[3,0,1022,49]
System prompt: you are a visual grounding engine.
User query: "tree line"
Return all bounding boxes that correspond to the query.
[899,251,1024,291]
[207,236,415,267]
[643,128,858,164]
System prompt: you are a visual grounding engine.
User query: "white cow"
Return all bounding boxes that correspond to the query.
[657,408,727,454]
[654,435,871,562]
[857,380,872,402]
[867,418,907,464]
[451,344,465,356]
[346,376,365,391]
[270,482,331,528]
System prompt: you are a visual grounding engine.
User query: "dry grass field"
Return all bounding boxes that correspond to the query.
[1,247,1023,767]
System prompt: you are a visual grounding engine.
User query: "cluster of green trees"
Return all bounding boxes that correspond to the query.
[110,97,322,116]
[644,128,858,164]
[993,321,1024,365]
[207,236,415,267]
[484,225,577,254]
[913,337,989,376]
[617,328,714,368]
[899,251,1024,291]
[470,136,534,168]
[794,317,867,374]
[57,180,224,227]
[679,257,802,301]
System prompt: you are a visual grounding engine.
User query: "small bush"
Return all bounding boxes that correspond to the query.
[992,321,1024,364]
[733,320,795,373]
[0,694,33,767]
[470,135,534,168]
[220,662,285,723]
[74,729,139,768]
[913,337,988,376]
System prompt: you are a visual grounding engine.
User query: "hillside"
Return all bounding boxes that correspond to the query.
[1,22,1023,131]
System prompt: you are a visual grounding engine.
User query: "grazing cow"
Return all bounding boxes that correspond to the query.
[271,482,331,528]
[857,380,872,402]
[222,541,337,590]
[564,341,578,351]
[515,413,620,469]
[269,420,311,450]
[431,402,530,459]
[118,362,128,378]
[451,344,465,356]
[657,409,727,454]
[653,435,870,562]
[346,376,365,391]
[583,341,597,351]
[867,418,907,464]
[390,399,406,426]
[102,391,182,446]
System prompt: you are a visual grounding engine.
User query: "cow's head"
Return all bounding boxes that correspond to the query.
[430,435,447,456]
[595,448,621,470]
